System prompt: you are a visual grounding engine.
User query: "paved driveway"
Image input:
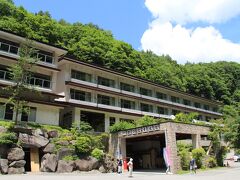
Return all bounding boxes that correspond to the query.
[2,162,240,180]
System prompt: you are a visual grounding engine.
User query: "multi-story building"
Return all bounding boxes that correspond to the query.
[0,29,222,131]
[0,29,224,174]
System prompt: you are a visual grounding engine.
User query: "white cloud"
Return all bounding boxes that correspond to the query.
[145,0,240,24]
[141,0,240,63]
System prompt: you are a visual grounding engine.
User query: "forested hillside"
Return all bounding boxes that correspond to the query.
[0,0,239,108]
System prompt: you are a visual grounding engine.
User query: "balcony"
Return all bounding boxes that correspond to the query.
[69,77,222,116]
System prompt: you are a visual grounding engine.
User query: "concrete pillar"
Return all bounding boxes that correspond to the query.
[192,134,201,149]
[165,125,178,174]
[105,115,110,132]
[120,138,126,159]
[51,72,57,91]
[74,108,80,128]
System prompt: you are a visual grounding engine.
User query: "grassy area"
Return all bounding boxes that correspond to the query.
[177,166,224,174]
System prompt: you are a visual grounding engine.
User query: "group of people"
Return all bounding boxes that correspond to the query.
[117,158,133,177]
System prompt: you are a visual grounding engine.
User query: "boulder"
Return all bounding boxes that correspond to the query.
[75,157,99,171]
[9,160,26,168]
[57,160,75,173]
[7,148,25,161]
[98,165,107,173]
[0,159,8,174]
[0,145,9,159]
[101,155,117,173]
[19,133,49,148]
[41,153,57,172]
[43,143,55,153]
[0,126,7,133]
[57,148,75,160]
[48,130,58,138]
[8,167,25,174]
[32,129,44,137]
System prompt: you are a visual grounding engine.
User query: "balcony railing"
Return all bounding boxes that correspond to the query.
[0,42,19,55]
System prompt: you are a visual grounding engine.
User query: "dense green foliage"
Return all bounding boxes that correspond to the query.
[192,148,206,168]
[91,148,104,160]
[1,0,239,106]
[177,143,192,170]
[0,132,17,145]
[109,121,135,132]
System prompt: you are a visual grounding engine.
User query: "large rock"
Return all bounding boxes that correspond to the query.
[9,160,26,168]
[7,148,25,161]
[0,159,8,174]
[19,133,49,148]
[57,160,75,173]
[0,145,9,159]
[57,148,75,160]
[101,155,117,173]
[98,165,107,173]
[41,153,57,172]
[8,167,25,174]
[48,130,58,138]
[0,126,7,133]
[32,129,44,137]
[75,157,99,171]
[43,143,55,153]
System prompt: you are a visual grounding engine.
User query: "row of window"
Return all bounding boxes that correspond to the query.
[71,70,219,112]
[70,88,189,115]
[0,104,36,122]
[0,66,51,89]
[0,39,54,64]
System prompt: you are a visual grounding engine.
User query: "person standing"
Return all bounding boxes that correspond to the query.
[127,158,133,177]
[189,157,197,174]
[117,159,123,174]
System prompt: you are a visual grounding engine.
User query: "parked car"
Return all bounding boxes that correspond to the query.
[233,154,240,162]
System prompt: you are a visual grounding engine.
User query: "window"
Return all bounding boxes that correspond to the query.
[4,104,13,120]
[0,38,19,55]
[203,105,209,110]
[156,92,167,100]
[212,107,219,112]
[140,87,152,96]
[33,50,54,64]
[140,103,153,112]
[120,82,135,92]
[121,99,135,109]
[198,115,203,120]
[98,76,115,88]
[194,102,201,108]
[28,74,51,89]
[157,106,168,115]
[0,65,11,80]
[70,89,91,102]
[172,109,180,115]
[97,94,115,106]
[21,107,37,122]
[171,96,180,103]
[183,99,191,106]
[205,116,211,122]
[109,117,116,126]
[71,70,92,82]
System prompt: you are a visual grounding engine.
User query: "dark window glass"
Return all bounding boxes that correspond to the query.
[70,89,91,101]
[140,87,152,96]
[171,96,180,103]
[0,66,11,80]
[71,70,92,82]
[97,94,115,106]
[172,109,180,115]
[204,105,209,110]
[110,117,116,126]
[121,99,135,109]
[157,107,168,115]
[140,103,153,112]
[183,99,191,106]
[4,104,13,120]
[120,82,135,92]
[212,107,218,112]
[194,102,201,108]
[98,76,115,87]
[156,92,167,100]
[205,116,211,122]
[21,107,37,122]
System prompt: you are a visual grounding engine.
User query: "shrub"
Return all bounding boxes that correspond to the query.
[109,121,135,132]
[79,121,93,133]
[0,120,14,129]
[91,148,104,160]
[206,156,217,168]
[75,135,93,154]
[0,132,17,145]
[62,155,79,162]
[192,147,206,168]
[135,115,157,127]
[179,148,191,170]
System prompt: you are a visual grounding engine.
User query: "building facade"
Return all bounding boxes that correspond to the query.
[0,30,222,130]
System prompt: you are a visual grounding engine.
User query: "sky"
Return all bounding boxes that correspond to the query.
[13,0,240,64]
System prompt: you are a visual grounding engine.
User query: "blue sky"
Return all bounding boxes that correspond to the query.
[13,0,152,50]
[13,0,240,64]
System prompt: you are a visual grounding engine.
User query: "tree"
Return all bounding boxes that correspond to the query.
[4,42,39,124]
